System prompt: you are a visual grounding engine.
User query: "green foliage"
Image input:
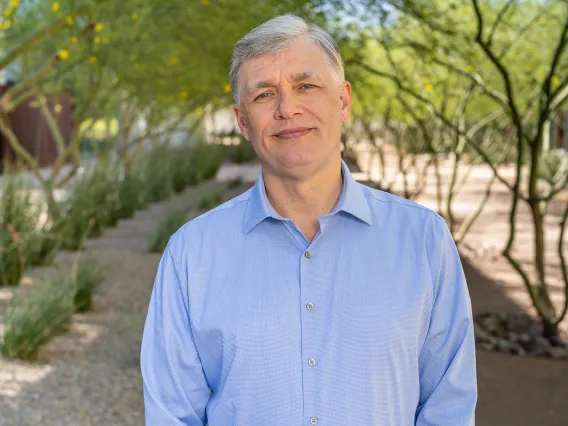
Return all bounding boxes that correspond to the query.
[198,191,223,211]
[0,225,24,287]
[539,150,568,190]
[140,144,176,203]
[0,278,75,360]
[227,177,244,190]
[115,173,148,220]
[229,142,257,164]
[71,258,105,313]
[0,177,39,286]
[149,207,189,253]
[25,228,60,267]
[55,163,120,250]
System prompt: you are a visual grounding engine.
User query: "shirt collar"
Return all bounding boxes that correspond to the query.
[243,159,372,234]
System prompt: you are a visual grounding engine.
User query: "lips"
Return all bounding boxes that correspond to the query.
[274,127,313,140]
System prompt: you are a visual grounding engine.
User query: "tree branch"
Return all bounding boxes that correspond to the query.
[353,59,514,191]
[487,0,515,48]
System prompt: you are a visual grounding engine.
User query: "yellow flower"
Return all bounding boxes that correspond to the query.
[552,75,560,85]
[89,56,97,64]
[58,49,69,60]
[52,2,59,13]
[4,8,13,17]
[202,0,209,5]
[132,13,139,21]
[71,36,78,44]
[224,84,232,93]
[169,56,179,65]
[465,65,474,72]
[66,15,74,25]
[4,20,11,29]
[526,64,533,71]
[94,36,101,44]
[102,37,110,44]
[179,91,188,100]
[95,22,104,32]
[425,83,434,93]
[10,0,19,8]
[54,104,62,114]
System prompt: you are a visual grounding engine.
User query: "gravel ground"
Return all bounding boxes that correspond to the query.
[0,174,251,426]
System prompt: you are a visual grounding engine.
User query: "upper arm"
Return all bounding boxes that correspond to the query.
[141,240,212,425]
[415,218,477,425]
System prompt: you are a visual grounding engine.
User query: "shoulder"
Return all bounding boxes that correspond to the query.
[166,186,253,254]
[359,182,446,231]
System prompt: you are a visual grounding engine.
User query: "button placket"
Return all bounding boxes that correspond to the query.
[302,247,318,425]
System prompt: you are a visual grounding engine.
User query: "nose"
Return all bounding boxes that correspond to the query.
[274,88,303,120]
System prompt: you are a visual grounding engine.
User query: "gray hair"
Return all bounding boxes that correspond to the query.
[229,14,345,104]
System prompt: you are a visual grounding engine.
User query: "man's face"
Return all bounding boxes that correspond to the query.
[233,36,351,179]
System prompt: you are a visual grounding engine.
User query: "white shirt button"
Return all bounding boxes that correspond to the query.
[306,302,314,310]
[308,358,316,366]
[310,416,318,424]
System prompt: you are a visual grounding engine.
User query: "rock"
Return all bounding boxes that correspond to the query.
[497,339,513,353]
[479,341,496,351]
[549,346,568,360]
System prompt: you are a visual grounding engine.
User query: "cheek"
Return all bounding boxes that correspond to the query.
[247,109,273,137]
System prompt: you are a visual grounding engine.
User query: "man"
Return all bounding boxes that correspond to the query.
[141,14,477,425]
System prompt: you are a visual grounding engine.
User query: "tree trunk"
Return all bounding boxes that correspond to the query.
[529,199,557,331]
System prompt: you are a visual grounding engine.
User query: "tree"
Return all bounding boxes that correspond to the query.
[348,0,568,341]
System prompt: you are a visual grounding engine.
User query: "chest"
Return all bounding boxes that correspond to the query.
[188,231,433,389]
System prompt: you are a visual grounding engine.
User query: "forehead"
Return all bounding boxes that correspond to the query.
[239,37,333,84]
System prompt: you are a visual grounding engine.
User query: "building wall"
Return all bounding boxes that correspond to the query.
[0,88,73,170]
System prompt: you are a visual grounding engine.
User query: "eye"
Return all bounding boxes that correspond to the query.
[300,83,316,90]
[255,92,272,101]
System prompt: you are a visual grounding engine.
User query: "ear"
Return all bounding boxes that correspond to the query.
[340,81,352,124]
[233,104,251,141]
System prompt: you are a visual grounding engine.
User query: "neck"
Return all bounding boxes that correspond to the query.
[262,159,343,238]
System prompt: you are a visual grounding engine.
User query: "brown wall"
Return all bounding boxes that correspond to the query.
[0,87,73,171]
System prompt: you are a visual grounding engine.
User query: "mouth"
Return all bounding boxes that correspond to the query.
[274,127,314,140]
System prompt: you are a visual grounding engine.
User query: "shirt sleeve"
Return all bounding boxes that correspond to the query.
[140,242,211,425]
[415,219,477,425]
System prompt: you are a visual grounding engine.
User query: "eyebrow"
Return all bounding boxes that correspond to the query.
[246,71,322,100]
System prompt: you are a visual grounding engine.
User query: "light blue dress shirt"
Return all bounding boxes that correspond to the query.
[141,159,477,425]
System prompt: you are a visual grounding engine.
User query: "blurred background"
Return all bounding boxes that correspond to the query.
[0,0,567,425]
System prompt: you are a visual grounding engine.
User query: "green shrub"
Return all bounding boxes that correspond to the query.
[115,173,148,220]
[198,191,223,211]
[171,145,197,193]
[183,142,227,186]
[230,141,257,164]
[0,279,75,360]
[55,164,121,249]
[227,177,243,190]
[71,259,104,313]
[142,145,175,203]
[25,228,59,267]
[0,177,37,286]
[0,226,24,287]
[149,207,189,253]
[56,179,97,251]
